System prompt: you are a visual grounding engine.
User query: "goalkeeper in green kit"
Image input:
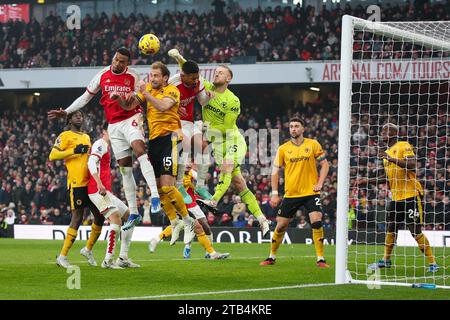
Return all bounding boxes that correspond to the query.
[168,50,271,238]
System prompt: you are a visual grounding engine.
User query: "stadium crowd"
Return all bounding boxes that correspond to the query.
[0,91,340,231]
[1,87,448,234]
[1,1,449,69]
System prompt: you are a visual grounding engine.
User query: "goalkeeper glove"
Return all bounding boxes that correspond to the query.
[74,144,89,154]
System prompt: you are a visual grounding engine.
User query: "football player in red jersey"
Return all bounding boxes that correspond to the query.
[87,122,140,269]
[167,51,214,204]
[48,47,160,231]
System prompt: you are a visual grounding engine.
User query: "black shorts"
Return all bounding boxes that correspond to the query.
[148,133,182,178]
[277,195,322,219]
[388,195,424,225]
[68,186,96,212]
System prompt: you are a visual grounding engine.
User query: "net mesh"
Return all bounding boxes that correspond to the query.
[348,20,450,286]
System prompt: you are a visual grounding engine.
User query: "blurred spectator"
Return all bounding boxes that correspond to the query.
[48,208,68,225]
[3,204,16,225]
[246,214,256,228]
[231,196,246,222]
[207,212,216,226]
[0,212,10,237]
[1,2,448,69]
[233,213,247,228]
[375,199,387,232]
[297,216,310,229]
[39,208,53,225]
[261,195,279,222]
[323,215,332,230]
[19,213,29,225]
[218,213,233,227]
[32,184,50,209]
[217,195,233,215]
[0,182,12,206]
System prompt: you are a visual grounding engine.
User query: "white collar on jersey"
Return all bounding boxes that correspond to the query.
[110,65,128,75]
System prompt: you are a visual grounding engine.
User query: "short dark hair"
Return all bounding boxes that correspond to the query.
[182,60,199,74]
[67,110,83,125]
[102,122,108,131]
[152,61,170,78]
[116,47,131,60]
[289,117,305,127]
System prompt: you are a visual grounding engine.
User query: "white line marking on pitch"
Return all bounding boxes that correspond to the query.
[105,283,337,300]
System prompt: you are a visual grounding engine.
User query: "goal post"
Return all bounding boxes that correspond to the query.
[336,15,450,289]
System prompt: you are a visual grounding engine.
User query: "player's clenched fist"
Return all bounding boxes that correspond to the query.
[74,144,89,154]
[109,91,120,100]
[138,80,147,93]
[270,193,280,207]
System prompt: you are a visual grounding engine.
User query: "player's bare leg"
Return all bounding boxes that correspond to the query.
[260,216,290,266]
[56,208,83,268]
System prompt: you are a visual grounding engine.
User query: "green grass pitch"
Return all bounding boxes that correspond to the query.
[0,239,448,300]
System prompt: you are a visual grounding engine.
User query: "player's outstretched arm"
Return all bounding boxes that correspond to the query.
[47,108,67,120]
[65,91,94,114]
[48,90,94,120]
[168,48,187,67]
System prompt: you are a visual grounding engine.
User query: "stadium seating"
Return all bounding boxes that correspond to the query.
[0,2,449,69]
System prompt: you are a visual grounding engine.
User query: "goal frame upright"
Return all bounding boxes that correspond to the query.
[335,15,450,289]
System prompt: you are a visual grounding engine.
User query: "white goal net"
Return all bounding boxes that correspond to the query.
[336,16,450,289]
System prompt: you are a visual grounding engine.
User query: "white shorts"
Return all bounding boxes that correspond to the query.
[188,205,206,220]
[88,191,128,219]
[181,120,203,140]
[108,113,145,160]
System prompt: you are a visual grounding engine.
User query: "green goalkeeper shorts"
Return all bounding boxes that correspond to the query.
[211,133,247,176]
